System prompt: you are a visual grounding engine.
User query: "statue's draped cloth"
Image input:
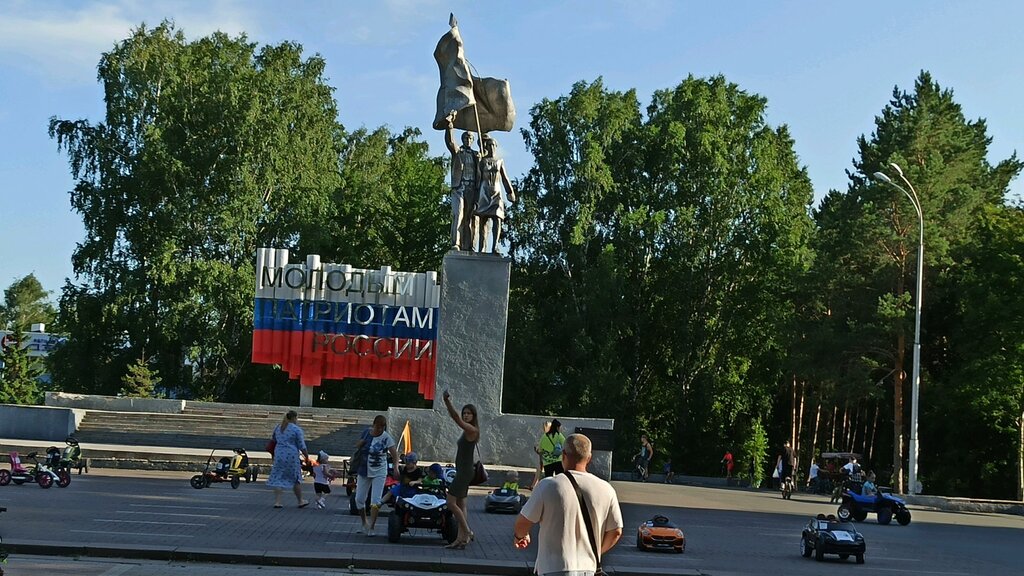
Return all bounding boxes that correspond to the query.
[432,25,515,133]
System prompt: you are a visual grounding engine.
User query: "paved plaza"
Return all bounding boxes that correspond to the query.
[1,470,1023,575]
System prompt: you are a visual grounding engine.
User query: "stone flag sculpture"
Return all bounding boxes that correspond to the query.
[432,13,515,133]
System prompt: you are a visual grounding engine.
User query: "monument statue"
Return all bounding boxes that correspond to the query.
[445,111,479,251]
[434,13,517,253]
[475,134,516,253]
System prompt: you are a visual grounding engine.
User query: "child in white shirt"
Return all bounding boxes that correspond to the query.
[313,450,336,509]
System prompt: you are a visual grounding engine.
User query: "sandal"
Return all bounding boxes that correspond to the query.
[298,501,310,508]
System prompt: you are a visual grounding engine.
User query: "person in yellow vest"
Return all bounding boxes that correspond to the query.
[537,419,566,477]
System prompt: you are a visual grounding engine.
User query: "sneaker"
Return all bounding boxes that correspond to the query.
[356,524,367,534]
[367,529,376,537]
[316,500,325,509]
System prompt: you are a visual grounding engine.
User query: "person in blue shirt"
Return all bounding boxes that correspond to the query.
[862,471,877,497]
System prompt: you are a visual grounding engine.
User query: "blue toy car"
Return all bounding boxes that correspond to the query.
[836,482,911,525]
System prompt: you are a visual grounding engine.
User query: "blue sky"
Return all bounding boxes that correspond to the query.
[1,0,1021,299]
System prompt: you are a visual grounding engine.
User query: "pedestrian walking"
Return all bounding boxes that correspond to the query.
[266,410,310,509]
[312,450,336,509]
[532,420,551,488]
[513,433,623,576]
[353,415,399,536]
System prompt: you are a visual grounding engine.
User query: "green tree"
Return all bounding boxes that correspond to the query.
[0,323,43,404]
[814,71,1021,492]
[120,356,162,398]
[309,126,449,272]
[48,22,343,400]
[925,205,1024,499]
[505,76,815,472]
[0,274,56,330]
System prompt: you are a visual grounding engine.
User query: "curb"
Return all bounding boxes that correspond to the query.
[1,540,701,576]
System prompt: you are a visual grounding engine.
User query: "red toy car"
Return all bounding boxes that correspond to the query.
[636,515,685,553]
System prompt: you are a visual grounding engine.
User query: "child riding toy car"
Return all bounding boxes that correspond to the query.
[836,477,911,525]
[636,515,685,553]
[189,449,250,489]
[485,470,527,514]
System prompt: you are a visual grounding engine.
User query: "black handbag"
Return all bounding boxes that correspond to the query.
[564,471,607,576]
[470,445,488,486]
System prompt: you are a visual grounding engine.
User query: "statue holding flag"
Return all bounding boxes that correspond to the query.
[434,14,517,253]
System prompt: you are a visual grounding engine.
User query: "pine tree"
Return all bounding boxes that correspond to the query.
[0,326,42,404]
[120,357,162,398]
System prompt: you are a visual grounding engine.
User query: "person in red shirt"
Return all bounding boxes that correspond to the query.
[722,451,734,478]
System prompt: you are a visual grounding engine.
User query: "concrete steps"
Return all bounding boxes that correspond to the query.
[73,409,368,458]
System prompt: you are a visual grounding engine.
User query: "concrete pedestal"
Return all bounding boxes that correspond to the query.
[389,252,614,479]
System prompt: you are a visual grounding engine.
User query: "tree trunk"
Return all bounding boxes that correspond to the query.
[791,375,798,448]
[894,328,906,493]
[868,404,880,462]
[841,404,849,452]
[860,405,870,456]
[830,404,838,451]
[1017,406,1023,502]
[811,400,822,462]
[796,380,806,477]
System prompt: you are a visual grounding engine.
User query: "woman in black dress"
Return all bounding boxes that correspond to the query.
[442,389,479,549]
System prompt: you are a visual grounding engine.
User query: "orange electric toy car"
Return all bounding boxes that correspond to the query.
[636,514,685,553]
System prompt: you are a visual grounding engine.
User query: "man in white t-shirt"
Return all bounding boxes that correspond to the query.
[807,460,820,492]
[513,433,623,576]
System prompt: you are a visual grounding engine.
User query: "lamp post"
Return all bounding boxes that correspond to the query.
[873,164,924,495]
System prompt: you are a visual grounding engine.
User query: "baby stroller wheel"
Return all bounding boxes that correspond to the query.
[190,475,206,489]
[231,476,241,489]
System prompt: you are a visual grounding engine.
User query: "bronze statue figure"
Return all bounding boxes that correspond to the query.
[445,111,479,251]
[474,134,516,254]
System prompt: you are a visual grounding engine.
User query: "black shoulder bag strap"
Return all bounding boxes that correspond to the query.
[563,471,604,575]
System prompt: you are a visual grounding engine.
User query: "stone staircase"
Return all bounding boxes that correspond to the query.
[74,406,370,458]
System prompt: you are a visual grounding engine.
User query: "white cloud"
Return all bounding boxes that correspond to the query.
[0,0,258,83]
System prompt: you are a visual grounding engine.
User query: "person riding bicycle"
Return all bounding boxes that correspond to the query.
[635,434,654,482]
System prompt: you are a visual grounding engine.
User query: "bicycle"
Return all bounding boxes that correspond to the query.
[632,455,650,482]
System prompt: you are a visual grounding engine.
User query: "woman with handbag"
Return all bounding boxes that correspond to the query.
[266,410,310,508]
[442,389,479,550]
[352,414,399,536]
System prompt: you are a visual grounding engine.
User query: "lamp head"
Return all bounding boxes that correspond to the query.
[872,171,893,184]
[889,162,904,177]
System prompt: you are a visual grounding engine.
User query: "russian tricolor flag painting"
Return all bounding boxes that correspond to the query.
[252,248,440,400]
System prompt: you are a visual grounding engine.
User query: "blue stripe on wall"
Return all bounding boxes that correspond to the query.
[252,298,438,340]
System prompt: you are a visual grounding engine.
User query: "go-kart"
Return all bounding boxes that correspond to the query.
[189,449,251,489]
[484,486,526,513]
[836,481,911,525]
[0,451,65,489]
[387,485,458,543]
[636,515,685,553]
[801,514,865,563]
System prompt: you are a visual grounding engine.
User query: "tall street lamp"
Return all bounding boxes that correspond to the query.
[873,164,924,495]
